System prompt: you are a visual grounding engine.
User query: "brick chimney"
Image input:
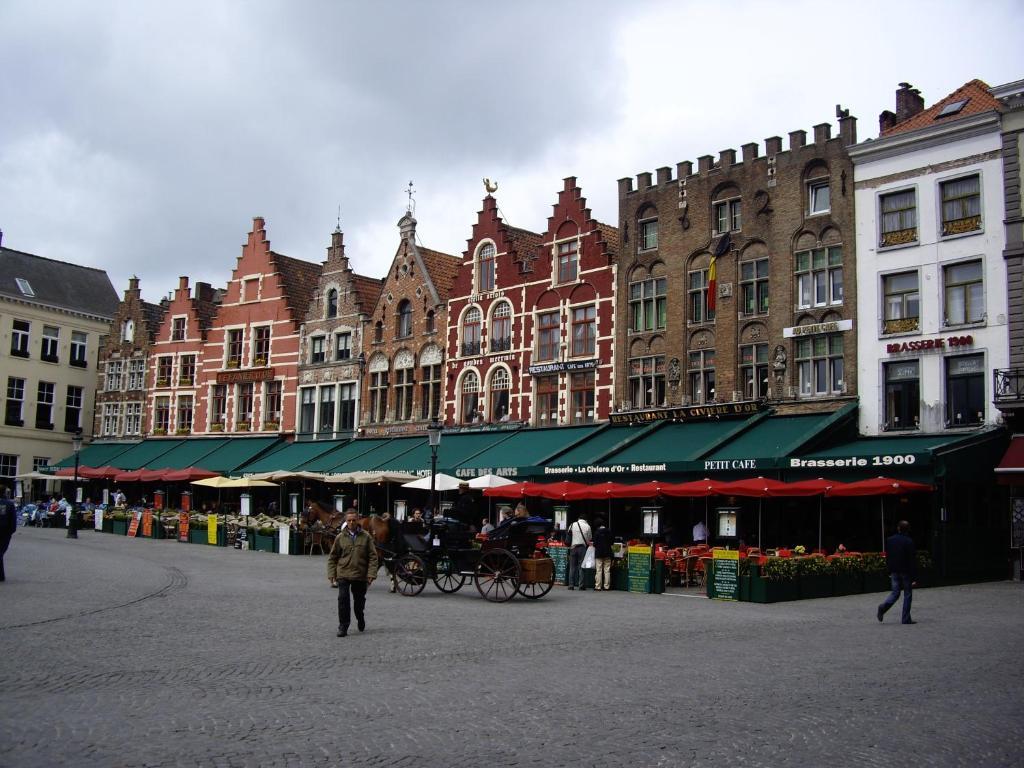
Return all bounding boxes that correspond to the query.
[879,110,897,134]
[895,82,925,123]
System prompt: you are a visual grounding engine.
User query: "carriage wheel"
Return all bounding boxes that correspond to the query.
[394,554,427,596]
[517,572,555,600]
[474,549,521,603]
[432,555,466,593]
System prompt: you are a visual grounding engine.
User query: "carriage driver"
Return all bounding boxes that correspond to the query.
[327,511,379,638]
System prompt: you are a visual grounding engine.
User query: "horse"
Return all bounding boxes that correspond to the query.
[301,501,344,555]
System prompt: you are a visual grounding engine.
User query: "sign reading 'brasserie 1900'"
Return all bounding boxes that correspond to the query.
[609,400,762,426]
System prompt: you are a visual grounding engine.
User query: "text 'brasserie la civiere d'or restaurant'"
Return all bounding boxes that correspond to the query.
[45,400,1017,602]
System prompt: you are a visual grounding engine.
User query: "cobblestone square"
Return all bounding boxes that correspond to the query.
[1,528,1021,767]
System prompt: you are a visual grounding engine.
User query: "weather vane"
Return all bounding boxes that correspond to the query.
[483,177,498,194]
[406,180,416,214]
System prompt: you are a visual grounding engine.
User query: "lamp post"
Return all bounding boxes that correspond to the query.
[67,428,83,539]
[427,419,442,520]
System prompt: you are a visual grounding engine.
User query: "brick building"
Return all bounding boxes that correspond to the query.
[297,226,381,439]
[94,277,166,440]
[615,110,859,417]
[445,179,618,427]
[360,212,459,436]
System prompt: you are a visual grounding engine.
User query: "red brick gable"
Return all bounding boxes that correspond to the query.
[882,79,1003,136]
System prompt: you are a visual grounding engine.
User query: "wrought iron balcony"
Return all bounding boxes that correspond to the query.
[490,336,511,353]
[994,368,1024,406]
[461,341,481,357]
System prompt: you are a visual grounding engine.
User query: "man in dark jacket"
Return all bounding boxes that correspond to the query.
[877,520,917,625]
[327,511,379,637]
[0,487,17,582]
[592,518,614,591]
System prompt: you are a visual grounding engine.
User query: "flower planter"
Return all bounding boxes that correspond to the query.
[863,573,891,593]
[210,423,225,432]
[832,573,863,595]
[738,575,751,602]
[288,530,305,555]
[611,563,629,591]
[253,533,278,553]
[112,519,128,536]
[748,574,798,603]
[189,528,208,545]
[798,574,833,600]
[102,519,114,534]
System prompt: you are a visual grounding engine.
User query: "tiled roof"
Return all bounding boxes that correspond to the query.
[596,222,620,257]
[419,247,461,301]
[0,246,119,319]
[351,274,383,315]
[273,252,322,321]
[882,79,1003,136]
[141,301,167,343]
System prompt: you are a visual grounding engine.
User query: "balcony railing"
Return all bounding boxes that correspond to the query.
[490,336,511,353]
[883,317,919,335]
[461,340,481,357]
[994,368,1024,404]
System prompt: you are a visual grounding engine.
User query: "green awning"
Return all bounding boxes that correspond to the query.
[374,431,522,474]
[51,441,137,469]
[107,439,186,470]
[352,436,422,472]
[192,437,282,474]
[610,420,755,469]
[144,438,231,470]
[313,438,395,473]
[545,424,654,467]
[239,440,346,474]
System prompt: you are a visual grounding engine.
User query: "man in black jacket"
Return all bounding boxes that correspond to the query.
[0,487,17,582]
[877,520,917,625]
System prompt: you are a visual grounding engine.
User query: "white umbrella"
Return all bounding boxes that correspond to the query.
[350,471,420,485]
[15,471,58,481]
[467,474,516,489]
[401,473,463,491]
[246,470,324,481]
[191,476,278,488]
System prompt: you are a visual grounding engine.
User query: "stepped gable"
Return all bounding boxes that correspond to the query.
[882,79,1003,137]
[272,252,322,320]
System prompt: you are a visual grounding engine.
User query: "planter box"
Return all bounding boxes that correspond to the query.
[189,528,208,545]
[102,519,114,534]
[798,574,833,600]
[749,575,799,603]
[611,564,629,591]
[253,533,278,553]
[863,573,891,593]
[832,573,863,596]
[112,519,128,536]
[739,575,751,601]
[289,530,305,555]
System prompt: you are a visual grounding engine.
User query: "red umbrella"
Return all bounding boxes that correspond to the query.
[55,467,77,477]
[772,478,841,497]
[526,480,590,500]
[661,478,731,497]
[164,466,219,482]
[567,481,668,500]
[113,469,145,483]
[79,465,122,481]
[826,476,933,550]
[717,477,791,498]
[482,481,531,498]
[138,469,166,483]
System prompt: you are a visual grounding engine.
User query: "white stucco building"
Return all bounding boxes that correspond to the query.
[850,81,1009,435]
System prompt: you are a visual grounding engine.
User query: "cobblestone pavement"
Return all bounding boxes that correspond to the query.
[1,528,1022,767]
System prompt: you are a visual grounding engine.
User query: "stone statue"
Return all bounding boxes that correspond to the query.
[772,344,787,371]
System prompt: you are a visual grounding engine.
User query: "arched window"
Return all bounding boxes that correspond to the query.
[489,368,511,422]
[374,321,383,343]
[397,299,413,338]
[122,319,134,343]
[394,349,415,420]
[477,243,496,292]
[462,307,481,356]
[490,302,512,352]
[461,371,480,424]
[425,309,436,333]
[326,289,338,319]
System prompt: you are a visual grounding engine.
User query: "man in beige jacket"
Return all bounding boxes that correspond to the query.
[327,511,379,637]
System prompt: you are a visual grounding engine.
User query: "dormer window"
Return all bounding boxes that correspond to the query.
[15,278,34,297]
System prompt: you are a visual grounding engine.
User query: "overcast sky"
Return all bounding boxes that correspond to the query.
[2,0,1022,301]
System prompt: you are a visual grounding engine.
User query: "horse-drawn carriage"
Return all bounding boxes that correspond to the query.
[390,516,556,602]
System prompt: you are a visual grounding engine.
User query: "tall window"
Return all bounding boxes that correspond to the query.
[639,218,658,251]
[370,371,388,423]
[740,258,769,316]
[310,336,326,364]
[537,311,560,361]
[462,308,481,356]
[374,321,383,343]
[326,288,338,318]
[946,354,985,426]
[880,189,917,247]
[740,344,769,400]
[65,385,83,432]
[236,383,254,427]
[253,326,270,364]
[796,334,844,396]
[425,310,436,334]
[557,240,579,283]
[796,246,843,309]
[489,368,511,422]
[41,326,59,363]
[171,317,186,341]
[713,198,742,234]
[940,175,981,236]
[70,331,87,367]
[0,454,17,480]
[688,350,716,404]
[124,402,142,435]
[629,277,667,332]
[227,329,243,367]
[106,360,123,391]
[263,381,282,426]
[461,371,480,424]
[397,300,413,338]
[883,272,920,334]
[570,372,595,424]
[127,358,145,390]
[153,397,170,433]
[335,331,351,360]
[5,377,24,426]
[571,306,596,357]
[808,179,830,215]
[338,383,356,431]
[395,367,414,421]
[103,403,122,436]
[122,320,134,343]
[884,361,919,431]
[177,395,194,432]
[689,269,715,324]
[629,356,666,408]
[179,355,196,386]
[535,375,559,425]
[211,385,227,428]
[477,243,496,292]
[156,356,173,386]
[944,260,984,325]
[10,320,29,357]
[490,302,512,352]
[318,386,336,435]
[299,388,316,434]
[35,382,54,429]
[420,364,442,420]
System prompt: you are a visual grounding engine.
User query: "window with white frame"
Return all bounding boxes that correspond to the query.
[127,358,146,390]
[638,217,658,251]
[70,331,87,367]
[210,385,227,428]
[944,260,984,325]
[461,308,481,356]
[253,326,270,365]
[179,355,196,386]
[629,356,666,408]
[171,317,186,341]
[36,382,54,429]
[740,258,769,316]
[124,402,142,435]
[310,336,326,364]
[101,403,120,436]
[489,368,510,422]
[688,269,715,324]
[796,334,844,396]
[557,239,579,283]
[882,271,920,334]
[571,305,596,357]
[808,179,830,215]
[945,354,985,427]
[536,311,560,361]
[226,329,243,367]
[65,385,83,432]
[106,360,123,391]
[264,381,281,427]
[570,372,595,424]
[629,277,667,332]
[795,246,843,309]
[490,302,512,352]
[11,320,29,357]
[318,386,335,435]
[338,383,356,431]
[688,350,716,404]
[153,397,170,433]
[41,326,59,363]
[879,189,917,247]
[369,370,388,423]
[156,356,173,386]
[299,388,316,434]
[397,300,413,338]
[535,375,559,425]
[477,243,496,292]
[177,395,194,432]
[740,344,770,400]
[940,174,981,236]
[395,365,414,421]
[326,288,339,319]
[335,331,352,360]
[5,377,25,426]
[713,198,742,234]
[460,371,480,424]
[0,454,17,480]
[420,363,442,421]
[236,383,254,427]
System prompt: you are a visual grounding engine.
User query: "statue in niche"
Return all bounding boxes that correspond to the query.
[772,344,787,372]
[667,357,681,383]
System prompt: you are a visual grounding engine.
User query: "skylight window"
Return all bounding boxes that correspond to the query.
[937,99,969,118]
[15,278,35,297]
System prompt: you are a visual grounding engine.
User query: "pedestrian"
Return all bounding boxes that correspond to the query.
[454,481,478,524]
[593,517,613,591]
[481,516,494,534]
[877,520,918,625]
[327,510,379,637]
[567,514,592,591]
[1,487,17,581]
[114,489,127,507]
[692,518,709,545]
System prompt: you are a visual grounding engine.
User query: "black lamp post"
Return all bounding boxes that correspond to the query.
[67,428,83,539]
[427,419,442,519]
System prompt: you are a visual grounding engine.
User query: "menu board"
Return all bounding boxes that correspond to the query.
[548,545,568,584]
[207,513,218,544]
[712,549,739,601]
[178,511,190,542]
[142,510,153,537]
[127,511,141,538]
[627,545,653,593]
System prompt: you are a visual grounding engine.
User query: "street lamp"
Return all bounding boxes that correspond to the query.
[67,428,83,539]
[427,419,442,520]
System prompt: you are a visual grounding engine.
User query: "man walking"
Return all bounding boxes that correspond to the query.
[567,514,592,591]
[877,520,918,625]
[327,510,379,637]
[1,487,17,581]
[592,518,614,591]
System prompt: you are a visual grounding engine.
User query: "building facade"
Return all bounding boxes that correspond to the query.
[0,244,118,497]
[446,179,618,428]
[297,227,381,439]
[850,81,1009,435]
[615,111,859,417]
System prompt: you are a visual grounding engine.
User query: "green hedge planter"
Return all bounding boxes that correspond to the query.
[738,575,751,601]
[188,528,208,545]
[102,519,114,534]
[799,574,833,600]
[832,573,863,596]
[748,575,799,603]
[253,533,278,553]
[288,530,304,555]
[112,519,128,536]
[611,563,629,591]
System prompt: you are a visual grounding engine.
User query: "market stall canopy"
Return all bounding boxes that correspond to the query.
[466,474,516,489]
[995,436,1024,485]
[113,469,146,483]
[77,465,122,480]
[482,481,532,498]
[246,470,325,481]
[14,470,59,481]
[565,480,668,500]
[50,441,136,469]
[774,478,840,496]
[401,473,463,491]
[239,440,346,475]
[524,480,590,500]
[826,476,933,496]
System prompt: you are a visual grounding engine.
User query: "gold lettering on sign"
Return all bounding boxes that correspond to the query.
[881,227,917,247]
[216,367,276,385]
[942,216,981,236]
[883,317,920,335]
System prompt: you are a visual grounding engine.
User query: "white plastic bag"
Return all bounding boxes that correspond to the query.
[582,545,596,570]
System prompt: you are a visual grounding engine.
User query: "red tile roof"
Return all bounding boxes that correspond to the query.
[596,222,620,257]
[419,247,461,301]
[272,252,323,321]
[351,274,383,315]
[882,79,1003,136]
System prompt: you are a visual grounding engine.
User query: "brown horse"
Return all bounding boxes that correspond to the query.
[302,501,344,555]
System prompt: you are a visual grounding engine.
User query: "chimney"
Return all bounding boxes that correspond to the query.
[178,276,189,292]
[879,110,897,134]
[895,82,925,124]
[836,105,858,146]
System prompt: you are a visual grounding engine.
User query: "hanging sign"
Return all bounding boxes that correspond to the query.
[712,549,739,601]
